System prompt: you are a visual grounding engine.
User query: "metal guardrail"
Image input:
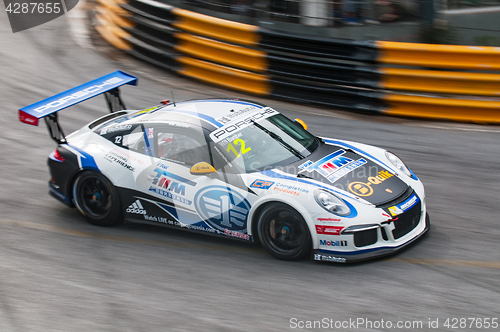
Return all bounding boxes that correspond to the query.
[377,41,500,70]
[380,68,500,96]
[93,0,500,124]
[383,94,500,123]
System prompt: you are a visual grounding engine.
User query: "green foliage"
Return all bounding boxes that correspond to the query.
[474,35,500,46]
[419,27,459,45]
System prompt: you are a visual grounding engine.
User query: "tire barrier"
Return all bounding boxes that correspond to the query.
[93,0,500,124]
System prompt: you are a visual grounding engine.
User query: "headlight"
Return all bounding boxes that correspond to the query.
[386,151,412,177]
[315,190,351,216]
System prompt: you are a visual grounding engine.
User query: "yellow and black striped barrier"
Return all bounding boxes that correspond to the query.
[377,41,500,70]
[93,0,500,124]
[171,8,260,47]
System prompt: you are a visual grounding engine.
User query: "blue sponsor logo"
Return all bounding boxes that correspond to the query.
[388,194,419,216]
[194,186,250,232]
[298,160,313,169]
[149,187,192,205]
[326,158,367,183]
[151,167,196,187]
[298,150,366,183]
[149,168,196,205]
[249,180,274,190]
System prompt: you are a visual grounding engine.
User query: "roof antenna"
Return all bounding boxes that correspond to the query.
[171,91,176,107]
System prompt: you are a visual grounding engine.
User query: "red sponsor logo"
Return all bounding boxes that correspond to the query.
[224,229,250,240]
[19,110,39,126]
[317,218,341,222]
[315,225,344,235]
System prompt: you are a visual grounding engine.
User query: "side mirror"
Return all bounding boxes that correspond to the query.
[294,118,308,130]
[190,161,217,175]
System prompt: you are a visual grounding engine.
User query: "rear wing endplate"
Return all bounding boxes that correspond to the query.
[19,71,138,144]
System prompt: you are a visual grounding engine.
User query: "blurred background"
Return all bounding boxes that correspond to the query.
[1,0,500,330]
[157,0,500,44]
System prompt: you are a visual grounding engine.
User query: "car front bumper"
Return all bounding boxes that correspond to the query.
[313,213,430,263]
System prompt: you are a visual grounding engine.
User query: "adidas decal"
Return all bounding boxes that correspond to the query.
[126,199,147,214]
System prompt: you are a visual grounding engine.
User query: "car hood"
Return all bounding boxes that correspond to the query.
[279,143,408,206]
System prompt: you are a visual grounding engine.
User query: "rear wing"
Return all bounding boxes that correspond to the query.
[19,71,138,144]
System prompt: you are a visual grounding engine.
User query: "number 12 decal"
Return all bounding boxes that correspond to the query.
[226,139,251,157]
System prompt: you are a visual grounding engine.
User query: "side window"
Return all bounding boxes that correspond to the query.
[115,131,147,153]
[99,125,150,155]
[156,128,210,166]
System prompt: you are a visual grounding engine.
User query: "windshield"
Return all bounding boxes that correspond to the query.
[212,114,319,172]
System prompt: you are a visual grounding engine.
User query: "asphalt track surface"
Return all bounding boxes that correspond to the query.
[1,5,499,332]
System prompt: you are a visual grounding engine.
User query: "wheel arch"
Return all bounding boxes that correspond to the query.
[66,167,114,200]
[248,197,318,248]
[72,169,124,226]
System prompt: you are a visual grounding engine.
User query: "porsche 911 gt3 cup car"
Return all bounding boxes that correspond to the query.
[19,71,429,262]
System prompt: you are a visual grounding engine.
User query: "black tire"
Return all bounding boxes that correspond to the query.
[73,171,123,227]
[257,203,312,261]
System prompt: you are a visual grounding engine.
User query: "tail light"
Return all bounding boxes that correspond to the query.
[50,149,65,162]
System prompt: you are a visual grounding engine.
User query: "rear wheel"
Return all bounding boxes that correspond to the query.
[73,171,123,227]
[257,203,311,260]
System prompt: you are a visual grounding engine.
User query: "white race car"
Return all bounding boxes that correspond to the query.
[19,71,429,262]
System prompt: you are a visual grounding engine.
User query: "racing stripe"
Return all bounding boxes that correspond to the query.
[65,145,99,170]
[163,110,223,128]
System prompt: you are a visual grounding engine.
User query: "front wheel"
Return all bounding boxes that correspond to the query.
[73,171,123,227]
[257,203,312,260]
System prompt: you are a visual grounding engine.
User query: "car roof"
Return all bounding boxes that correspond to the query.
[136,99,269,130]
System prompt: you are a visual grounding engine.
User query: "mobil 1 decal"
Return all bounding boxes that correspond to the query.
[194,185,250,233]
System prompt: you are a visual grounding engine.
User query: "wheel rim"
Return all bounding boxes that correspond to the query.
[78,177,112,218]
[265,210,307,254]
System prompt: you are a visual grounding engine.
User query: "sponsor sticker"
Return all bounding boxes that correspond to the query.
[148,167,196,205]
[348,170,394,197]
[314,254,346,263]
[224,229,250,240]
[319,240,347,247]
[249,180,274,189]
[317,217,341,222]
[103,150,135,171]
[388,194,419,216]
[144,214,227,235]
[315,225,344,235]
[325,158,367,183]
[298,150,367,183]
[156,161,169,170]
[126,199,147,214]
[210,108,277,142]
[194,186,250,232]
[217,106,257,124]
[100,124,132,135]
[272,183,309,196]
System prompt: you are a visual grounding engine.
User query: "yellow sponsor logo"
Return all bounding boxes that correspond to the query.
[349,182,373,196]
[190,162,216,175]
[388,206,403,216]
[348,170,394,196]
